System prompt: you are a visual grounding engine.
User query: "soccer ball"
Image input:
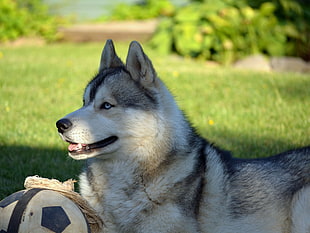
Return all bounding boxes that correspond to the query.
[0,188,90,233]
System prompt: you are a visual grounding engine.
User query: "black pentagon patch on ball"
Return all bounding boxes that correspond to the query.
[41,206,71,233]
[0,190,25,208]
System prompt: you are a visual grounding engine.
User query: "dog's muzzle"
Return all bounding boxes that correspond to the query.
[56,118,72,134]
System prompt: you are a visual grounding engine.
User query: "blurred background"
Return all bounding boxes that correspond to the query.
[1,0,309,64]
[43,0,187,21]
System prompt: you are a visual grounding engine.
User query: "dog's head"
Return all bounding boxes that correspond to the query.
[56,40,176,160]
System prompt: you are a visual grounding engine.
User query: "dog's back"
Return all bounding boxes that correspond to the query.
[199,146,310,233]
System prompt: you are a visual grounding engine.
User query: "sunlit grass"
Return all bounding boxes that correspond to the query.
[0,42,309,198]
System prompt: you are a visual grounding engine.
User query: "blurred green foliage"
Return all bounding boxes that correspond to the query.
[104,0,175,20]
[0,0,64,42]
[150,0,310,64]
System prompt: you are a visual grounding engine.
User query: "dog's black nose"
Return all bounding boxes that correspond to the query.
[56,118,72,133]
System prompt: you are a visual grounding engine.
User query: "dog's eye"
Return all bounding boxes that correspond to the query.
[100,102,113,110]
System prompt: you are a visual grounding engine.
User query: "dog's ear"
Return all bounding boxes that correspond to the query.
[99,39,123,72]
[126,41,156,87]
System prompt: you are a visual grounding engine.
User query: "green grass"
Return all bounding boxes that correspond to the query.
[0,42,309,199]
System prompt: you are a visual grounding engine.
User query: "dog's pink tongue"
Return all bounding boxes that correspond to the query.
[68,143,84,152]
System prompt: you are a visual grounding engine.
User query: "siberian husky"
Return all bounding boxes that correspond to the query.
[56,40,310,233]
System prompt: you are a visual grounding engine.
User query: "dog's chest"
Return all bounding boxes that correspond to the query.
[83,161,165,230]
[105,166,151,212]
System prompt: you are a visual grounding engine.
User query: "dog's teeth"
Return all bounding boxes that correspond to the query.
[68,143,79,152]
[68,143,86,152]
[81,144,89,149]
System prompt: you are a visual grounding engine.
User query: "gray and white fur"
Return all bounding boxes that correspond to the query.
[56,40,310,233]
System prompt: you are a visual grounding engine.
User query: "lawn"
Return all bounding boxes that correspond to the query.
[0,42,309,199]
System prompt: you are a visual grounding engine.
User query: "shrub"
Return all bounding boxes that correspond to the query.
[150,0,309,64]
[246,0,310,60]
[106,0,175,20]
[0,0,63,42]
